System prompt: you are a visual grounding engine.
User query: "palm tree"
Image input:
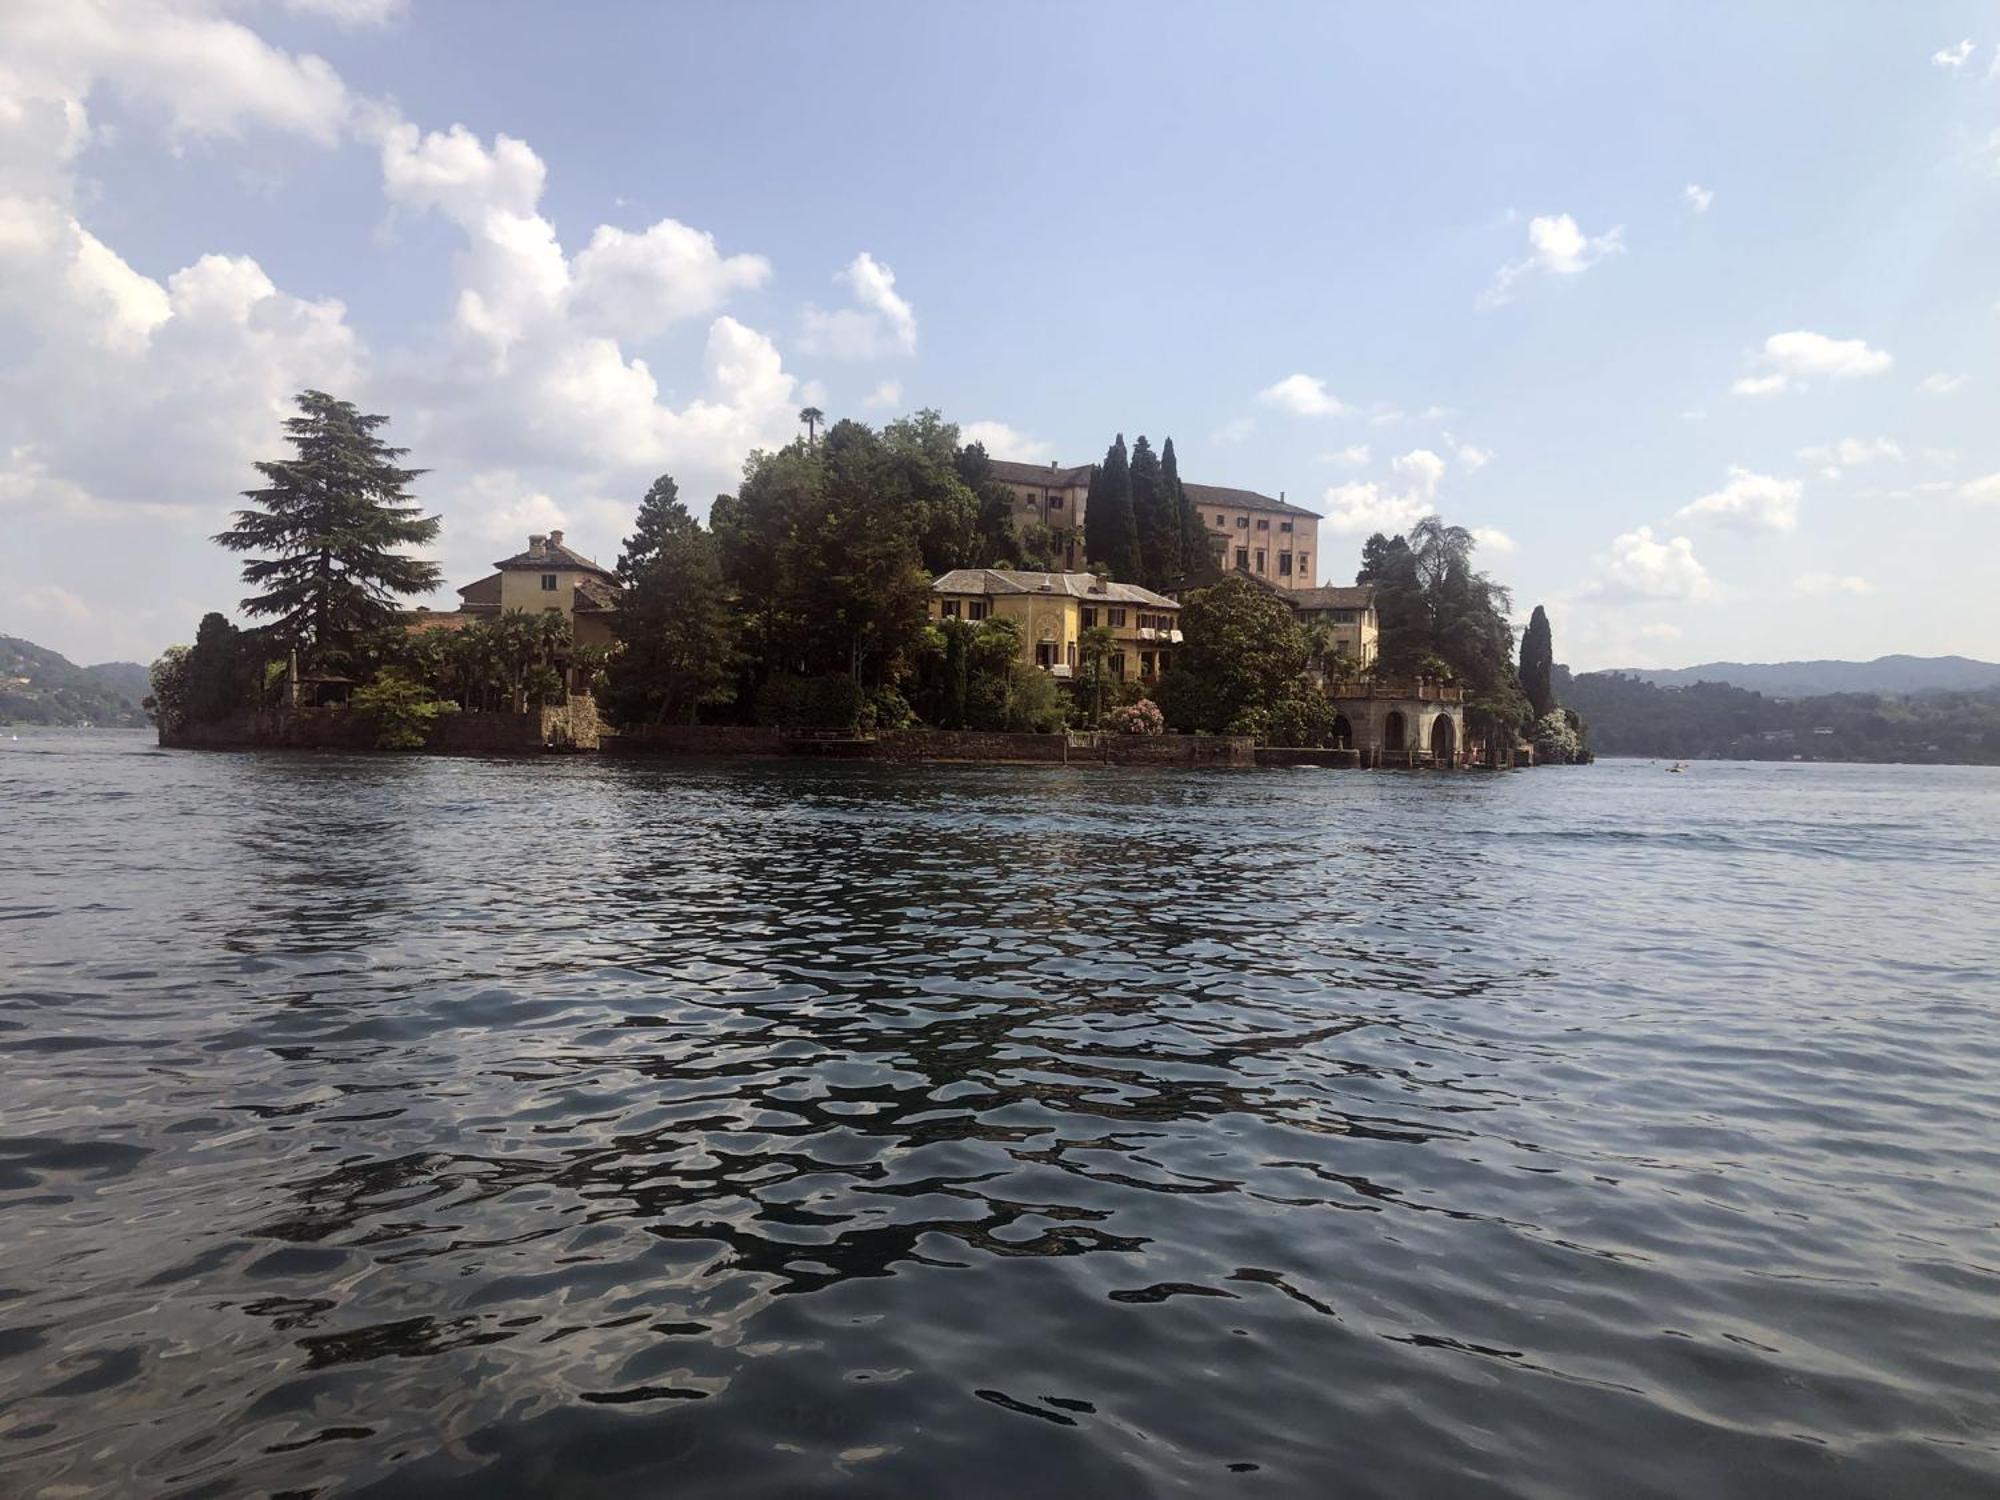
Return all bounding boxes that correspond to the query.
[1079,624,1117,726]
[799,406,825,445]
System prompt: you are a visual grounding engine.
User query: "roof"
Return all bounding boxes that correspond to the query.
[571,574,620,612]
[1182,482,1321,520]
[457,572,501,608]
[987,458,1095,488]
[1286,584,1376,612]
[492,533,615,578]
[403,608,485,633]
[931,569,1180,609]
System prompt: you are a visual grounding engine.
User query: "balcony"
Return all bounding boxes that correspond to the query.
[1329,677,1464,703]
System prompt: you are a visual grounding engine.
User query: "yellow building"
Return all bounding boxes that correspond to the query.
[1183,483,1321,590]
[1285,584,1380,668]
[453,530,619,649]
[929,570,1183,684]
[984,456,1322,590]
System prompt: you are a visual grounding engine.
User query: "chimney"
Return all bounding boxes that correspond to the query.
[548,529,564,550]
[1049,460,1058,471]
[1280,490,1286,502]
[528,533,547,553]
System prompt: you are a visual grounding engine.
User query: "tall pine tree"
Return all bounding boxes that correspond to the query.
[1083,433,1138,580]
[1519,604,1556,719]
[1130,435,1176,589]
[1162,436,1208,583]
[215,390,440,668]
[617,473,688,583]
[604,473,738,725]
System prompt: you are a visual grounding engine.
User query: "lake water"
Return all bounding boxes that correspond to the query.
[3,730,1998,1498]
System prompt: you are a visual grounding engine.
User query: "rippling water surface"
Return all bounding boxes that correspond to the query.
[3,730,1998,1497]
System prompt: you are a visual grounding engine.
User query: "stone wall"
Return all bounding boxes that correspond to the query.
[601,724,790,756]
[877,729,1071,763]
[1256,746,1363,768]
[1102,733,1256,767]
[163,698,597,754]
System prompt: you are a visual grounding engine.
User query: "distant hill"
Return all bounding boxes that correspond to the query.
[1606,655,2000,698]
[0,635,151,727]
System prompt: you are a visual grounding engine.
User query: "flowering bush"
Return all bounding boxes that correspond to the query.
[1107,698,1166,736]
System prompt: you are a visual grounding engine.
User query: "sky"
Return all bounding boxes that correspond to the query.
[4,0,1999,672]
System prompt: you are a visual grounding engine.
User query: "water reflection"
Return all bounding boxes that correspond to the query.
[2,738,1997,1498]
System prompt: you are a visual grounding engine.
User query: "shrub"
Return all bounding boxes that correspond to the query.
[352,670,458,750]
[1001,663,1066,732]
[1107,698,1165,736]
[1532,709,1582,764]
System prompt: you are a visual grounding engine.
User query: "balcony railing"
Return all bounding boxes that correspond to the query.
[1329,677,1464,703]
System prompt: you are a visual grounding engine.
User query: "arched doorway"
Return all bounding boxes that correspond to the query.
[1430,713,1456,764]
[1382,710,1406,753]
[1331,713,1352,750]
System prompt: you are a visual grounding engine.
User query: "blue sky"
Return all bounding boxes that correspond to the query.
[5,1,1998,670]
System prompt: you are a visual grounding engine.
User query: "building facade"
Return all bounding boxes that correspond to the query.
[929,570,1182,684]
[987,459,1092,570]
[451,530,620,649]
[1283,584,1380,668]
[1182,483,1321,592]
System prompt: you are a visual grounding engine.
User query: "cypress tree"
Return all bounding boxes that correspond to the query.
[214,390,440,670]
[1519,604,1556,719]
[1162,436,1206,582]
[1083,433,1138,579]
[1130,435,1173,588]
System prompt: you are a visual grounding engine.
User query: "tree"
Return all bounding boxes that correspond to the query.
[881,409,980,574]
[1156,575,1310,733]
[1162,437,1206,583]
[1078,624,1118,726]
[146,646,191,732]
[185,612,246,723]
[1083,434,1138,579]
[604,478,738,725]
[1130,435,1176,589]
[1519,604,1556,719]
[953,441,1023,566]
[214,390,440,670]
[799,406,825,445]
[351,670,457,749]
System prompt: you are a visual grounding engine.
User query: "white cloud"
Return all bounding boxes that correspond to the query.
[1731,373,1790,398]
[1932,39,1975,70]
[1320,444,1370,466]
[569,220,771,341]
[1472,526,1516,554]
[1683,183,1713,214]
[1917,372,1965,396]
[799,251,915,360]
[1960,473,2000,505]
[960,421,1051,463]
[1317,447,1446,535]
[1588,527,1718,604]
[1674,466,1802,533]
[1211,416,1254,446]
[1258,373,1347,417]
[1795,435,1902,479]
[1639,622,1683,640]
[284,0,406,22]
[1793,573,1875,597]
[1445,436,1492,472]
[1732,330,1893,396]
[1481,213,1624,307]
[861,379,902,411]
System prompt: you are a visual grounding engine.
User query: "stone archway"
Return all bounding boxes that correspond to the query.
[1430,713,1456,764]
[1331,713,1353,750]
[1382,710,1407,754]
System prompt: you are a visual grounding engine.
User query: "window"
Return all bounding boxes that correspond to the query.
[1080,606,1096,628]
[1111,652,1126,681]
[1256,518,1269,531]
[1140,651,1156,678]
[1235,547,1248,570]
[540,573,558,591]
[941,599,960,618]
[1212,513,1225,528]
[1279,552,1294,576]
[1280,521,1294,533]
[1049,495,1063,510]
[1036,642,1057,669]
[1107,607,1126,627]
[1067,642,1077,667]
[1298,555,1309,577]
[1255,550,1266,573]
[1332,608,1357,624]
[968,601,989,621]
[1236,516,1249,529]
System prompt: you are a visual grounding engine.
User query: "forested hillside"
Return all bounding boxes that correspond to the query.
[0,635,151,726]
[1560,667,2000,765]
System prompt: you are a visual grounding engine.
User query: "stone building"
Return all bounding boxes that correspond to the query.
[983,457,1323,589]
[929,569,1182,684]
[1329,678,1466,765]
[451,530,619,649]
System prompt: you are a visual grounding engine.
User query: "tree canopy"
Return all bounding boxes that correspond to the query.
[1083,434,1138,579]
[214,390,440,669]
[604,474,738,725]
[1519,604,1556,719]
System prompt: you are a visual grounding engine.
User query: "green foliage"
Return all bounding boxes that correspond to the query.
[605,475,738,726]
[184,612,247,723]
[351,669,457,750]
[146,646,191,731]
[907,616,1024,730]
[1156,575,1310,734]
[1083,434,1138,579]
[1107,698,1165,735]
[1163,437,1208,586]
[1130,435,1177,589]
[1000,662,1066,733]
[753,672,866,729]
[954,441,1026,566]
[1558,667,2000,764]
[1260,685,1340,747]
[213,390,441,670]
[1077,624,1119,727]
[1520,605,1556,719]
[1531,709,1582,763]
